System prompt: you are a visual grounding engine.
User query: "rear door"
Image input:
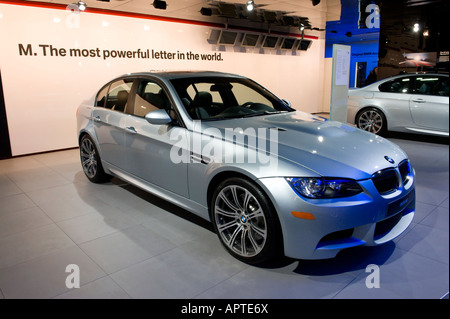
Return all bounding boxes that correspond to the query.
[92,78,134,168]
[376,76,413,124]
[409,75,449,132]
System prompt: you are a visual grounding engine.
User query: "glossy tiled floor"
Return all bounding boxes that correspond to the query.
[0,134,448,299]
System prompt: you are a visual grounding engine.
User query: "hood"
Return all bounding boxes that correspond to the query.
[198,111,407,180]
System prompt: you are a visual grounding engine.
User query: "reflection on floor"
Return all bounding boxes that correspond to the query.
[0,134,448,299]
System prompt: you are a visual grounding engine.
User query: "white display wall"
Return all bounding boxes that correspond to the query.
[0,3,326,156]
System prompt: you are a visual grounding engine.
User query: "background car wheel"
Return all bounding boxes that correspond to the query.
[356,107,387,135]
[211,177,281,264]
[79,135,110,183]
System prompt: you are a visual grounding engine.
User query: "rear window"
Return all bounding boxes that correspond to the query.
[95,85,109,107]
[379,77,412,94]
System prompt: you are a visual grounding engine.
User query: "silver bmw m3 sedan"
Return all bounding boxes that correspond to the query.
[77,71,415,264]
[348,73,449,137]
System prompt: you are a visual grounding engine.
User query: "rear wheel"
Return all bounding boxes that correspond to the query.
[211,177,280,264]
[356,107,387,135]
[79,135,109,183]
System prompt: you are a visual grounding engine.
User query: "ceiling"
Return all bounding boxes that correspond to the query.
[24,0,343,37]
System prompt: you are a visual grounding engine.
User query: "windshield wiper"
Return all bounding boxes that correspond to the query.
[241,110,287,118]
[204,110,287,121]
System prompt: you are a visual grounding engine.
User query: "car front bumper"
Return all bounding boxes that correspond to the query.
[258,175,415,260]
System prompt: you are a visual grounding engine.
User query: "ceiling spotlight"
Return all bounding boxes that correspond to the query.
[77,1,87,11]
[246,0,255,11]
[153,0,167,10]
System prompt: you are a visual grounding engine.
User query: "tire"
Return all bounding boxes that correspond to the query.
[210,177,281,264]
[356,107,387,136]
[79,135,110,183]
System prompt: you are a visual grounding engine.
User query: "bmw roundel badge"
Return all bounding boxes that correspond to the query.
[384,156,395,164]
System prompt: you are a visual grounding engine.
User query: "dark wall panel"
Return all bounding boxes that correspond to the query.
[0,70,12,159]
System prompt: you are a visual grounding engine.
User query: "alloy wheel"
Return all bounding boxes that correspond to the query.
[214,185,267,258]
[358,109,384,134]
[80,137,98,179]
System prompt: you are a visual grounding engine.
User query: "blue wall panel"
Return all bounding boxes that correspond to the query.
[325,0,380,87]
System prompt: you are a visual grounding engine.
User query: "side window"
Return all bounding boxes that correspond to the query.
[415,76,449,96]
[436,77,449,97]
[379,77,411,93]
[133,80,170,117]
[413,76,440,95]
[96,85,109,107]
[105,79,133,113]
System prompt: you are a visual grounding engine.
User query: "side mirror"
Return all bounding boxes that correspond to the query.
[282,99,292,107]
[144,109,172,125]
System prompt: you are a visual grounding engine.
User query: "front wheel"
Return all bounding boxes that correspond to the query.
[210,178,281,264]
[356,107,387,135]
[79,135,110,183]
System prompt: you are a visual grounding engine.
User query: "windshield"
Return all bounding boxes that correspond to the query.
[170,76,294,120]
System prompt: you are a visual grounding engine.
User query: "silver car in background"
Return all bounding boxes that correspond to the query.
[347,73,449,136]
[77,71,415,264]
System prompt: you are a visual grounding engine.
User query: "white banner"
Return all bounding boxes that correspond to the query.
[0,3,325,155]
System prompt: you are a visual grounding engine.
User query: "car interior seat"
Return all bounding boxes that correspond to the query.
[189,91,212,120]
[113,90,129,112]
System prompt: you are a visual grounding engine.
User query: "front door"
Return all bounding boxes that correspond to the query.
[124,78,189,197]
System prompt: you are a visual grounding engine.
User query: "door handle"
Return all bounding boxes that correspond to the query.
[93,115,101,122]
[412,98,426,103]
[125,126,137,134]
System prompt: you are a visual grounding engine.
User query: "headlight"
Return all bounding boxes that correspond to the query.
[286,177,363,199]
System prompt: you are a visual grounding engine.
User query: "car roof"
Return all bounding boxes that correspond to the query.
[391,72,448,78]
[120,70,245,80]
[366,72,448,86]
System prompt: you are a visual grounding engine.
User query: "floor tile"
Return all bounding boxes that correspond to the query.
[26,183,106,222]
[79,225,175,274]
[111,247,240,299]
[56,208,139,244]
[0,174,22,199]
[396,223,449,264]
[0,224,75,270]
[142,212,213,247]
[195,261,355,299]
[0,245,105,299]
[412,201,439,224]
[53,276,131,299]
[0,193,36,215]
[335,247,448,299]
[0,156,45,175]
[7,166,70,192]
[420,206,449,232]
[333,271,405,299]
[0,206,53,239]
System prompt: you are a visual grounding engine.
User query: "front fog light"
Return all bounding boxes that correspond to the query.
[286,177,363,199]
